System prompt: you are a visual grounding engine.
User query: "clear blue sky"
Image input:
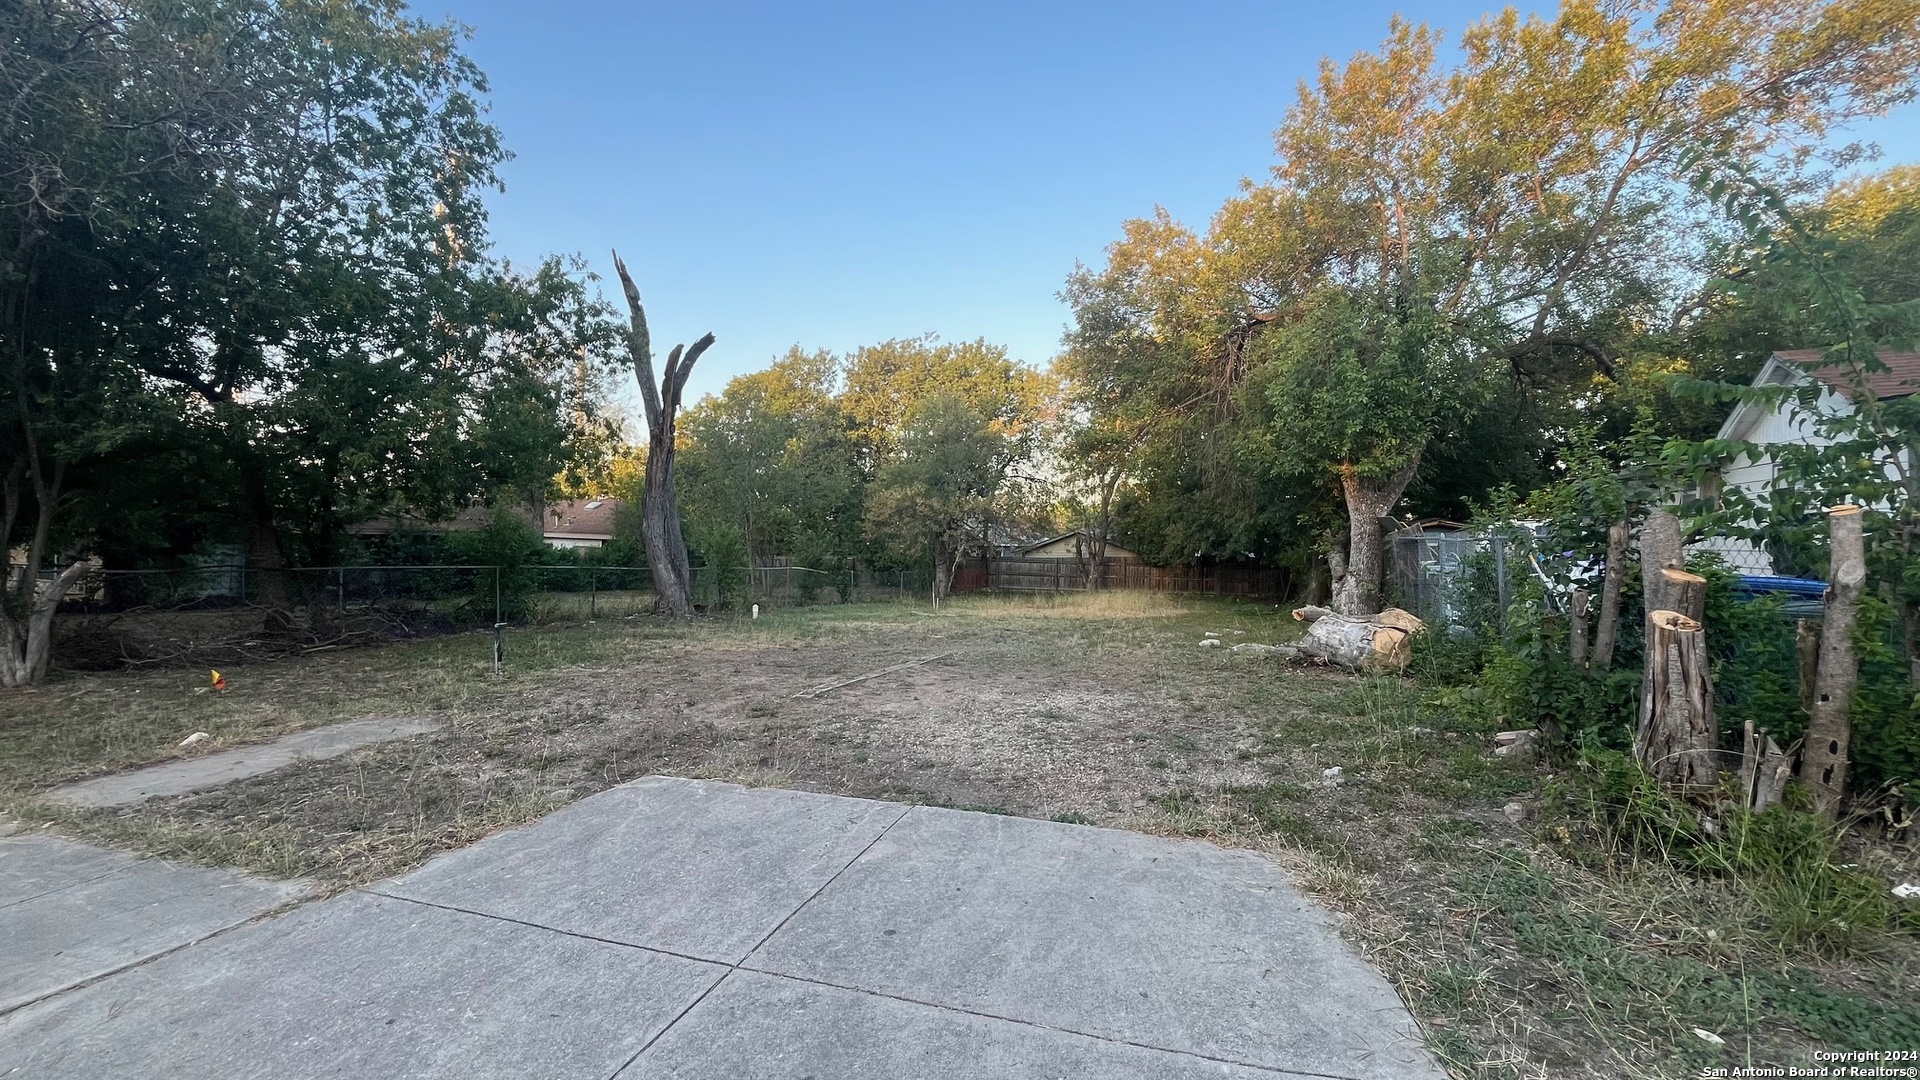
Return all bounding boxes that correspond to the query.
[427,1,1920,409]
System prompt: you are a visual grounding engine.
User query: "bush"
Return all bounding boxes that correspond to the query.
[447,508,546,622]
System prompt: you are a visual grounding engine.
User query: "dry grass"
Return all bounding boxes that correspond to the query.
[2,591,1913,1078]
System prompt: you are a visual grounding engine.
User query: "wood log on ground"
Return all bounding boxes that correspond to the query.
[1590,520,1630,670]
[1805,504,1865,817]
[1291,605,1337,624]
[1635,609,1720,786]
[1285,606,1424,671]
[1569,588,1591,668]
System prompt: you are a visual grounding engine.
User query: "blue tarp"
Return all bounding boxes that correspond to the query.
[1732,575,1827,597]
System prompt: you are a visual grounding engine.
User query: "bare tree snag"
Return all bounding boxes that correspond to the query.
[1335,455,1421,617]
[1569,588,1591,668]
[612,250,714,617]
[1804,504,1866,817]
[1590,520,1630,670]
[1640,508,1686,615]
[1635,610,1720,786]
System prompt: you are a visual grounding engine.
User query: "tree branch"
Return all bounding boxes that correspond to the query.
[610,249,662,430]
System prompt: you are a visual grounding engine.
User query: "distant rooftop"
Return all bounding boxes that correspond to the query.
[1776,348,1920,401]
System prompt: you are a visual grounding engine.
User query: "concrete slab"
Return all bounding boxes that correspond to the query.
[0,836,309,1013]
[379,775,905,963]
[628,968,1283,1079]
[0,833,131,909]
[0,891,727,1080]
[747,806,1443,1080]
[45,716,442,808]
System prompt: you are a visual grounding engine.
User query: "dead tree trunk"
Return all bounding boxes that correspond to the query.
[1590,520,1630,670]
[1736,719,1791,813]
[1654,567,1706,623]
[1805,504,1866,817]
[1569,588,1591,668]
[1640,508,1686,615]
[1635,610,1720,786]
[612,250,713,617]
[1335,454,1421,617]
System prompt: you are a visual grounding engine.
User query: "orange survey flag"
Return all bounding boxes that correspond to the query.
[211,670,228,692]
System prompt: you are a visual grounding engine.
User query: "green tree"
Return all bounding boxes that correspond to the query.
[866,394,1014,602]
[678,347,864,577]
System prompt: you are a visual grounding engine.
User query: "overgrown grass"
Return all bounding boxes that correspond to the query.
[2,592,1912,1078]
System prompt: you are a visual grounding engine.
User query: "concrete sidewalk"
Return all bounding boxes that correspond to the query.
[0,777,1445,1079]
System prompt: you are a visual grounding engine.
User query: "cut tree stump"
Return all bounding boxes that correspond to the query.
[1805,504,1865,816]
[1652,567,1706,624]
[1635,609,1720,786]
[1569,588,1591,668]
[1736,719,1791,814]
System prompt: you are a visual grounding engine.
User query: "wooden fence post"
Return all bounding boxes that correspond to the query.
[1569,588,1591,668]
[1804,504,1866,817]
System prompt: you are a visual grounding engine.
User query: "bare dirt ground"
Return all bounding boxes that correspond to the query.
[4,592,1915,1079]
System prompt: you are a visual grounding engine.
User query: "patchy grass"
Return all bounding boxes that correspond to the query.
[1,590,1913,1078]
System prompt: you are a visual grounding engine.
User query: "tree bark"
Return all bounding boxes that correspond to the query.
[1795,619,1822,716]
[613,250,712,617]
[1804,504,1866,817]
[1640,508,1686,615]
[1590,520,1630,670]
[1654,567,1706,624]
[1635,609,1720,786]
[1335,454,1421,617]
[0,560,90,688]
[1736,719,1790,814]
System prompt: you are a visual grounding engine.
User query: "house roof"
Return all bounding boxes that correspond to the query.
[544,498,620,540]
[1774,348,1920,401]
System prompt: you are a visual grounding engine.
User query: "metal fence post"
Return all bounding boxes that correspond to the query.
[1492,534,1509,631]
[494,566,502,626]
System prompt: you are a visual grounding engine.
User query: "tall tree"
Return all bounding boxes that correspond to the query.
[866,393,1014,602]
[1064,0,1920,614]
[612,251,713,616]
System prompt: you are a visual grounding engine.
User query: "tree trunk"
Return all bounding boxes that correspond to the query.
[1635,609,1720,786]
[612,251,713,617]
[1640,508,1685,615]
[0,560,90,688]
[1804,504,1866,817]
[1795,619,1822,715]
[1569,588,1591,668]
[1653,567,1706,624]
[1335,454,1421,617]
[1590,520,1630,670]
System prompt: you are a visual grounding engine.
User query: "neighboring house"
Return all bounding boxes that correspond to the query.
[351,497,627,551]
[1019,531,1140,562]
[1702,348,1920,576]
[540,498,620,550]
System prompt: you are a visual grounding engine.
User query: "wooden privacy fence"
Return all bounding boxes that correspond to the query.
[959,557,1288,599]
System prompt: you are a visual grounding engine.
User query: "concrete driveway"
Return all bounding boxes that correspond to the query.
[1,776,1445,1079]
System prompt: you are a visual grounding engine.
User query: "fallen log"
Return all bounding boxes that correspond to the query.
[1283,606,1425,671]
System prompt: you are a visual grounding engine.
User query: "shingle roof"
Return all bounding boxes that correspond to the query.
[544,498,621,539]
[1775,348,1920,401]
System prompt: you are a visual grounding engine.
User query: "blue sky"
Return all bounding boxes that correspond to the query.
[428,1,1920,409]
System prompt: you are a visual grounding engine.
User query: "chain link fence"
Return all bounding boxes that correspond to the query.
[23,557,947,671]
